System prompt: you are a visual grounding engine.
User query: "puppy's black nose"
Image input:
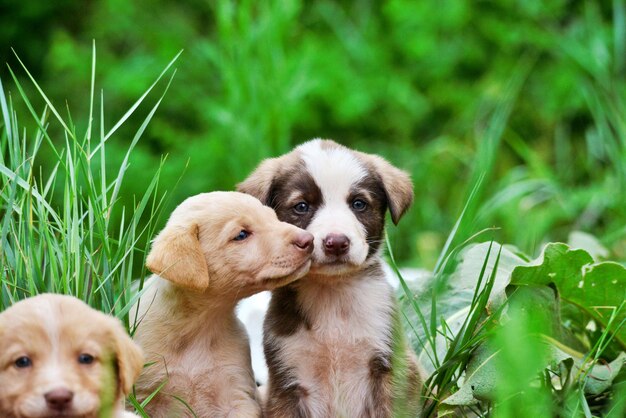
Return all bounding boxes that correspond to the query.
[323,233,350,256]
[45,388,73,411]
[293,232,314,253]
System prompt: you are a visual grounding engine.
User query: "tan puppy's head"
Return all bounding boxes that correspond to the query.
[145,192,313,294]
[0,294,144,418]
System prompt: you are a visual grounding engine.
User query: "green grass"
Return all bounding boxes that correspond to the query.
[0,44,180,328]
[5,0,626,268]
[0,46,184,415]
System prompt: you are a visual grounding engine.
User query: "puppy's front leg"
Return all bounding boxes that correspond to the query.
[265,383,313,418]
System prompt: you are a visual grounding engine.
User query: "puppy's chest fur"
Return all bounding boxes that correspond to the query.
[134,279,259,417]
[264,269,397,416]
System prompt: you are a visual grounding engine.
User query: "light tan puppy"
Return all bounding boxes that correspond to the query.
[0,294,144,418]
[132,192,313,418]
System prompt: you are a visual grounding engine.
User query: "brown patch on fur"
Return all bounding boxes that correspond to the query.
[0,294,143,418]
[237,151,302,205]
[264,339,311,418]
[356,152,414,225]
[349,173,388,258]
[366,351,393,418]
[268,162,323,230]
[238,154,324,232]
[265,285,310,336]
[266,383,312,418]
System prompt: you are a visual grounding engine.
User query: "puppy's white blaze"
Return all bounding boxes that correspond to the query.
[17,299,69,416]
[40,298,65,390]
[299,140,370,266]
[299,139,368,190]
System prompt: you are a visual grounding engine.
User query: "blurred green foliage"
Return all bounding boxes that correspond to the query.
[1,0,625,266]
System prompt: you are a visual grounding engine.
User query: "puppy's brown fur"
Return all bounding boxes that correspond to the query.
[132,192,313,417]
[239,139,423,417]
[0,294,144,418]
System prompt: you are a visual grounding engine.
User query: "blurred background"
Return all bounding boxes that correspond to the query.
[1,0,624,267]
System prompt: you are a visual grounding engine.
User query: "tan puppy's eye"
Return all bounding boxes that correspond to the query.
[233,230,250,241]
[14,356,32,369]
[78,353,95,365]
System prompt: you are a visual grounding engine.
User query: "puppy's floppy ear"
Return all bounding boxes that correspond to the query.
[237,157,282,205]
[109,319,144,396]
[146,223,210,291]
[362,153,414,225]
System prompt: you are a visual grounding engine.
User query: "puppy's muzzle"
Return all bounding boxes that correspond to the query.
[45,387,74,412]
[293,232,314,254]
[323,233,350,257]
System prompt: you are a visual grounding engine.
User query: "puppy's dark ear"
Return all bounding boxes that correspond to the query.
[237,157,282,204]
[109,319,144,396]
[146,223,210,291]
[361,153,414,225]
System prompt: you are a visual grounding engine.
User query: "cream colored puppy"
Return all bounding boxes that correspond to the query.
[132,192,313,418]
[0,294,144,418]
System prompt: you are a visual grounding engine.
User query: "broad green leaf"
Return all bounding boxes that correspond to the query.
[511,243,626,347]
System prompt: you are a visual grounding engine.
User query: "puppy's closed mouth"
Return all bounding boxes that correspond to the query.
[308,258,364,278]
[262,259,312,287]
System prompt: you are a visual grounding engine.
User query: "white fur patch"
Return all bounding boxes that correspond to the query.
[297,140,370,270]
[40,298,65,390]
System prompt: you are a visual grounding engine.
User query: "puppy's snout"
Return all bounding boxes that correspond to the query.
[45,388,74,411]
[293,232,314,253]
[323,233,350,256]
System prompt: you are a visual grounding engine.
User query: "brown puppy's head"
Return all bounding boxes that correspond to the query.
[238,139,413,277]
[0,294,144,418]
[145,192,313,294]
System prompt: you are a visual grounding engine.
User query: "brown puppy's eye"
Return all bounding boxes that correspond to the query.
[234,230,250,241]
[78,353,94,365]
[14,356,32,368]
[294,202,309,214]
[351,199,367,211]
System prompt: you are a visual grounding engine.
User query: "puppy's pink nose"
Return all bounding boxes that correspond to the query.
[323,233,350,256]
[45,388,73,411]
[293,232,314,253]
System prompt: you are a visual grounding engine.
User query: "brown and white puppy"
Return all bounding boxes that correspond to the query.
[132,192,313,418]
[238,139,423,417]
[0,294,144,418]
